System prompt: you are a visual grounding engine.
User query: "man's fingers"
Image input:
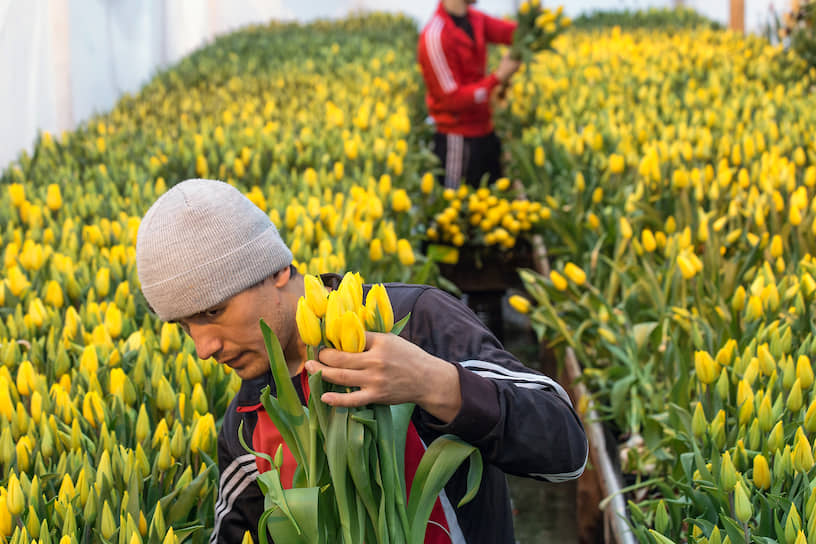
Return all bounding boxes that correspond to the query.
[320,389,373,408]
[306,359,361,386]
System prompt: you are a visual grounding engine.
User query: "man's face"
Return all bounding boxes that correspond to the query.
[177,271,297,380]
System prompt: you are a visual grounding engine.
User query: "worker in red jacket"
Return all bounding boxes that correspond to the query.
[418,0,520,189]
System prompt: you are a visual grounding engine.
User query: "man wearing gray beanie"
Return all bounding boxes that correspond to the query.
[136,178,587,544]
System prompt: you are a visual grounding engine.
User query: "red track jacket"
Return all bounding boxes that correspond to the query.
[418,3,516,137]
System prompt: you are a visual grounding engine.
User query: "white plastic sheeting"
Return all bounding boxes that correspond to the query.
[0,0,791,168]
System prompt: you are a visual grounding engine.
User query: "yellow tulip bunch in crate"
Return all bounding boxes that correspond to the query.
[242,273,482,543]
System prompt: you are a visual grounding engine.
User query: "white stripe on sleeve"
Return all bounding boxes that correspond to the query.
[425,17,457,94]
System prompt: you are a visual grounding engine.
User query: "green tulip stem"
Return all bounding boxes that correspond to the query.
[307,343,318,488]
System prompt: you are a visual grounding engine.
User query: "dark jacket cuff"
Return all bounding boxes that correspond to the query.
[428,362,500,443]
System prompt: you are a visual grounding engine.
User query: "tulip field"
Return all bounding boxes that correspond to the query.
[0,6,815,544]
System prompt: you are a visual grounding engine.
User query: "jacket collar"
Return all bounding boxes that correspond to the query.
[435,1,481,47]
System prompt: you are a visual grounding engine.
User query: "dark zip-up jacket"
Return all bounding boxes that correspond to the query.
[210,278,588,543]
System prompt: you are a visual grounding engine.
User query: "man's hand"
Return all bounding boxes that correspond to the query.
[305,332,462,423]
[495,52,521,84]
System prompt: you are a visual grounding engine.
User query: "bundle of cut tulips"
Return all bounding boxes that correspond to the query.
[509,1,571,64]
[248,272,482,543]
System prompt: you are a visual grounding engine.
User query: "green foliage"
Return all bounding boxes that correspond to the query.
[570,7,723,31]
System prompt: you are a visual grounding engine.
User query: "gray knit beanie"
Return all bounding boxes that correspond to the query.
[136,178,293,321]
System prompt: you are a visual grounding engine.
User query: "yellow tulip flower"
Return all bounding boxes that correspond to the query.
[508,295,531,315]
[550,270,568,291]
[339,311,366,353]
[304,274,328,318]
[364,284,394,333]
[564,262,587,286]
[397,238,415,266]
[694,350,718,385]
[46,183,62,211]
[733,480,752,523]
[753,454,771,490]
[296,297,323,347]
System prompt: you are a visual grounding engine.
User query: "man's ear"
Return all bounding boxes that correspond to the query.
[273,265,291,288]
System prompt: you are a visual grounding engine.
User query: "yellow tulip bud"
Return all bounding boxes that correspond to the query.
[100,501,116,539]
[508,295,531,315]
[608,154,625,174]
[191,383,208,414]
[744,294,763,321]
[564,262,587,286]
[82,391,105,428]
[619,217,633,239]
[95,267,110,298]
[46,184,62,211]
[788,379,803,412]
[796,355,814,389]
[160,322,181,354]
[0,495,11,536]
[806,399,816,433]
[58,473,75,503]
[364,284,394,333]
[753,453,771,489]
[190,413,216,454]
[550,270,568,291]
[767,420,785,454]
[677,254,696,279]
[157,437,173,471]
[6,473,24,516]
[641,229,656,252]
[155,377,176,412]
[534,146,545,167]
[793,429,814,473]
[136,405,151,444]
[391,189,411,213]
[757,343,776,375]
[296,297,323,347]
[303,275,328,318]
[397,238,415,266]
[733,480,752,523]
[339,311,366,353]
[6,265,31,296]
[44,280,64,308]
[163,527,178,544]
[786,507,802,544]
[758,394,774,432]
[8,183,25,207]
[421,172,435,194]
[369,239,383,262]
[720,451,737,492]
[694,350,719,385]
[80,345,99,375]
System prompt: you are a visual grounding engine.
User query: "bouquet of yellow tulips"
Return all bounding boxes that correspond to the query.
[245,272,482,543]
[509,1,571,64]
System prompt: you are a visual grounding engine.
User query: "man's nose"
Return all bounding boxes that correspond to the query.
[187,323,222,361]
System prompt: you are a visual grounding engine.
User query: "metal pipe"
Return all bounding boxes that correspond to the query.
[530,233,636,544]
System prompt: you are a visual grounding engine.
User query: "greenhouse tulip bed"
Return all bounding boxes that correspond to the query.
[1,6,816,544]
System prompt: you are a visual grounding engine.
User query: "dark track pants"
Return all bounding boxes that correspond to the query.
[432,131,503,189]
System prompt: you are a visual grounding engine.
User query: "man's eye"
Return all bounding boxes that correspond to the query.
[205,308,222,318]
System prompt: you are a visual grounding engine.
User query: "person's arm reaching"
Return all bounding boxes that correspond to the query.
[309,286,588,482]
[483,13,516,46]
[418,24,507,112]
